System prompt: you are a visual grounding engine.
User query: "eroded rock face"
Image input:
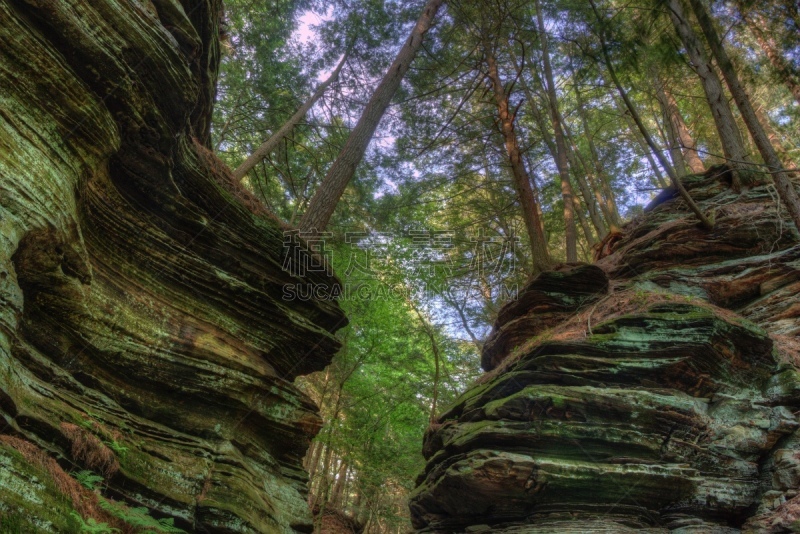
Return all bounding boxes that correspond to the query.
[411,170,800,532]
[0,1,344,532]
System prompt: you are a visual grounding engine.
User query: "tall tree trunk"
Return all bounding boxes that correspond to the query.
[311,443,333,511]
[754,104,799,177]
[655,78,706,174]
[305,368,334,501]
[409,302,442,423]
[555,112,614,235]
[666,0,752,189]
[688,0,800,231]
[572,193,597,249]
[306,440,324,495]
[321,452,337,505]
[650,77,688,179]
[615,98,671,187]
[535,0,577,262]
[573,87,623,230]
[485,47,552,272]
[633,117,670,184]
[330,459,349,507]
[299,0,444,231]
[658,101,688,179]
[427,321,441,424]
[590,0,713,229]
[233,53,348,180]
[341,464,352,509]
[513,65,607,239]
[744,11,800,106]
[311,376,345,512]
[565,138,607,240]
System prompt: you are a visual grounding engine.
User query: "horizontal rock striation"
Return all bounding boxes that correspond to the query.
[0,0,345,532]
[411,169,800,532]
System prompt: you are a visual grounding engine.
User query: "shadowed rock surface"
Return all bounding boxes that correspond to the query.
[0,0,345,531]
[411,168,800,533]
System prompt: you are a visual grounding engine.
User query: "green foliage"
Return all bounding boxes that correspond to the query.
[0,512,25,534]
[99,499,185,533]
[103,441,129,460]
[68,512,118,534]
[73,470,104,491]
[633,288,649,307]
[211,0,800,530]
[76,416,95,432]
[299,235,485,529]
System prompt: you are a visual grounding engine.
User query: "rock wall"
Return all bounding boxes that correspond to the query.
[411,170,800,532]
[0,0,345,532]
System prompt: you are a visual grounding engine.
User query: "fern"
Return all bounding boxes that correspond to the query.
[68,512,119,534]
[104,440,129,459]
[74,470,104,491]
[76,413,97,431]
[99,500,185,533]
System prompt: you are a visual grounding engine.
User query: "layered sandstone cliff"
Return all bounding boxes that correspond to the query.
[0,0,344,531]
[411,169,800,532]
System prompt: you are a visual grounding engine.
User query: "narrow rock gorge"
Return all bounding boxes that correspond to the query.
[0,0,344,531]
[2,0,799,532]
[411,169,800,533]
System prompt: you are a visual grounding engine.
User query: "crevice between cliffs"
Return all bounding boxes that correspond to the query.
[2,0,800,533]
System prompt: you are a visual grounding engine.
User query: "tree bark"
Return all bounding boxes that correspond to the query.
[745,11,800,106]
[513,63,607,239]
[754,104,799,178]
[629,110,671,183]
[572,193,597,249]
[688,0,800,231]
[408,300,443,423]
[614,97,671,187]
[573,87,623,231]
[564,133,607,240]
[306,440,323,487]
[655,79,706,174]
[550,95,608,238]
[330,459,349,507]
[299,0,444,231]
[666,0,751,189]
[485,47,552,272]
[661,115,687,179]
[535,0,577,262]
[311,374,345,512]
[233,53,348,180]
[649,89,688,179]
[590,0,713,229]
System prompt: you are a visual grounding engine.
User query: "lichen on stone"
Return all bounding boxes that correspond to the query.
[411,171,800,532]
